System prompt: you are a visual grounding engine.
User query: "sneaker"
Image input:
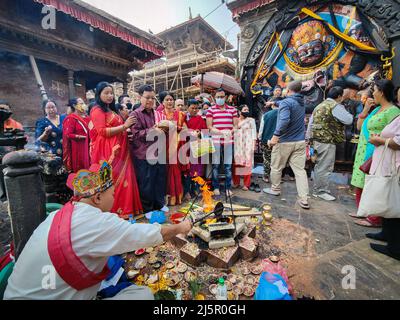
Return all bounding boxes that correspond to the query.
[314,193,336,201]
[226,189,233,197]
[254,184,261,193]
[213,189,220,196]
[249,183,256,191]
[263,188,281,196]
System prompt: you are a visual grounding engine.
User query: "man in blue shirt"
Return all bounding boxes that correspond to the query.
[263,81,310,209]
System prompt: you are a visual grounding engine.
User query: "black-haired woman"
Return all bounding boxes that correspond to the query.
[35,99,66,156]
[90,82,142,218]
[351,80,400,227]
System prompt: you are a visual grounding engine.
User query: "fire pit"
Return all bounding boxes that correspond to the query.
[189,209,247,250]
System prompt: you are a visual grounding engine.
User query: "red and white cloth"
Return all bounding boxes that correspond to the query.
[206,104,238,145]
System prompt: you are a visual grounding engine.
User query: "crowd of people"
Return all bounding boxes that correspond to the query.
[29,78,400,262]
[2,75,400,300]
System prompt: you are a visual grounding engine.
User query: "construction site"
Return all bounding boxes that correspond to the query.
[128,15,239,100]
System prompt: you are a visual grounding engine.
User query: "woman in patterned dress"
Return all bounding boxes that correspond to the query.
[350,80,400,227]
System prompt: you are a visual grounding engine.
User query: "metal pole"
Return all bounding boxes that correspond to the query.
[29,55,48,103]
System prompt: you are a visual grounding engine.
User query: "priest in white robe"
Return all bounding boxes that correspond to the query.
[4,161,192,300]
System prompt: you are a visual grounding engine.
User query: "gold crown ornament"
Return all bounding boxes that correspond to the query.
[67,161,113,198]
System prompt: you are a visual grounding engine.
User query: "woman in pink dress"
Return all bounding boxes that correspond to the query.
[364,115,400,260]
[155,92,188,206]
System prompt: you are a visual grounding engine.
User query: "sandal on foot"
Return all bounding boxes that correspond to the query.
[348,212,363,219]
[354,219,382,228]
[297,200,310,210]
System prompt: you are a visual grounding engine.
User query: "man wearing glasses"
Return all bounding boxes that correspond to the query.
[130,85,168,212]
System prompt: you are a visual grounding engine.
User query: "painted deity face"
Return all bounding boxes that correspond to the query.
[296,39,325,67]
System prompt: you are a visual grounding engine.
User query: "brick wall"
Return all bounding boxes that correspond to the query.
[0,51,87,128]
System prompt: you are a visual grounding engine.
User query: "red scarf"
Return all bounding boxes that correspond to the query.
[47,202,110,291]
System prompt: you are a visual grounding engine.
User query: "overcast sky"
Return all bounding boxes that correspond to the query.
[82,0,240,49]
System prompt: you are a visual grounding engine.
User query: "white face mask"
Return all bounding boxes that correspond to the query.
[216,98,226,106]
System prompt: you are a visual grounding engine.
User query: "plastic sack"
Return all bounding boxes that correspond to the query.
[261,259,293,293]
[190,139,215,158]
[254,272,292,300]
[149,211,167,224]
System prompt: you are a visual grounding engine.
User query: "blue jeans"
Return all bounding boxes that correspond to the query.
[211,143,233,190]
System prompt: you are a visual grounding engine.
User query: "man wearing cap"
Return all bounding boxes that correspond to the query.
[4,161,192,300]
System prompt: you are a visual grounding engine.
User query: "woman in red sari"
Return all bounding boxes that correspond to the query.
[63,98,90,173]
[90,82,142,218]
[156,92,188,206]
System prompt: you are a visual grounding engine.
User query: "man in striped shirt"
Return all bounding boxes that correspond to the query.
[206,88,239,197]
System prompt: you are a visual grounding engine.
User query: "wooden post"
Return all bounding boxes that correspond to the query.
[165,61,168,92]
[3,151,46,260]
[29,55,48,102]
[153,68,156,92]
[68,70,75,99]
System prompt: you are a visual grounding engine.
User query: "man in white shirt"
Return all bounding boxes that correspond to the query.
[4,161,192,300]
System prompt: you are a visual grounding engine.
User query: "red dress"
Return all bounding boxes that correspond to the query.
[156,108,188,206]
[186,115,207,177]
[62,114,90,173]
[90,107,143,218]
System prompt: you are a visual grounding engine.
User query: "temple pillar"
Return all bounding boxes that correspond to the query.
[3,151,46,260]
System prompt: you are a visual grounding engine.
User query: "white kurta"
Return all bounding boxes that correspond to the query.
[4,202,163,300]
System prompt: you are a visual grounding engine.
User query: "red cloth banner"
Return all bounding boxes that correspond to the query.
[33,0,164,58]
[231,0,275,17]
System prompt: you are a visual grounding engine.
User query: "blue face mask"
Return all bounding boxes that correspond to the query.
[216,98,226,106]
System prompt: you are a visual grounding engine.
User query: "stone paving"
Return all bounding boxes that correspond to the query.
[221,172,400,300]
[1,171,399,299]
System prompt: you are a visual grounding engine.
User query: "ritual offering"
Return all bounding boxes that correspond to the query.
[245,275,256,285]
[146,274,158,285]
[269,255,280,263]
[243,285,255,297]
[225,280,233,291]
[241,265,251,275]
[164,270,181,287]
[165,261,175,269]
[153,262,162,270]
[184,270,197,282]
[145,247,154,253]
[176,262,188,273]
[170,213,186,224]
[134,248,145,256]
[134,258,147,270]
[233,285,243,296]
[227,274,237,284]
[209,284,218,295]
[157,119,172,129]
[251,264,263,275]
[127,270,139,279]
[148,255,158,264]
